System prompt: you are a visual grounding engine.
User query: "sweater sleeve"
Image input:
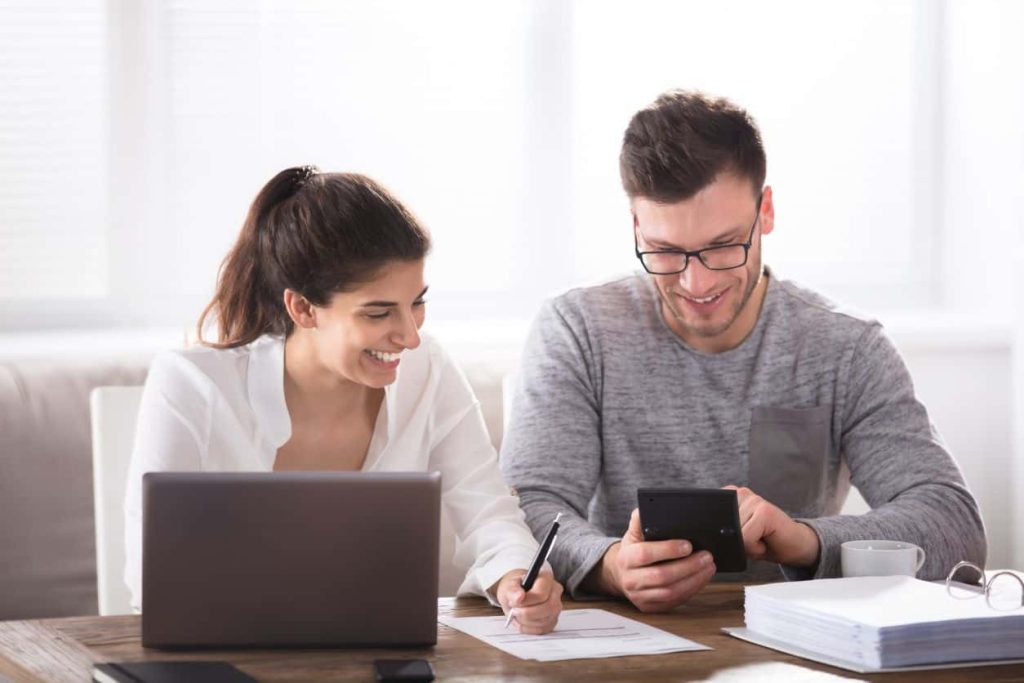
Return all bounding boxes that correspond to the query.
[794,324,987,580]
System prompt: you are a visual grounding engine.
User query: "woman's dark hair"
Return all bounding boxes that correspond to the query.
[620,90,766,203]
[197,166,431,348]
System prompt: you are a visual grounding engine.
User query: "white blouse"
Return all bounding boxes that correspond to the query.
[124,333,537,610]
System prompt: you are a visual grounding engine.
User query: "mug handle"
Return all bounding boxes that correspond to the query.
[915,547,926,572]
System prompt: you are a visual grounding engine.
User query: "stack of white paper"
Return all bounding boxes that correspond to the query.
[741,576,1024,669]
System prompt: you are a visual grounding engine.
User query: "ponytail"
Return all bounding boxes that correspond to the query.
[197,166,430,348]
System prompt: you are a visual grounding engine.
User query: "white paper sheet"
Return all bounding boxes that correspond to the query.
[438,608,710,662]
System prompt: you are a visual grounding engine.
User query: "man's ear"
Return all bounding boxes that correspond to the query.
[759,186,775,237]
[283,289,317,330]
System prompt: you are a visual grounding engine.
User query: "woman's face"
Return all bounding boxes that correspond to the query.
[311,259,427,389]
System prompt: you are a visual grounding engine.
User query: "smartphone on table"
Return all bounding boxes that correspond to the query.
[374,658,435,682]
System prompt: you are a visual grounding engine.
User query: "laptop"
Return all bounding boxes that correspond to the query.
[141,471,441,649]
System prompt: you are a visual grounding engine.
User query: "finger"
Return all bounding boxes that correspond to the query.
[511,592,560,619]
[619,538,693,569]
[739,511,769,557]
[739,504,758,534]
[736,491,763,526]
[624,551,712,592]
[503,584,525,610]
[517,576,558,606]
[518,619,558,636]
[745,539,768,559]
[624,508,645,544]
[627,560,716,612]
[511,601,562,632]
[512,602,559,627]
[731,486,755,507]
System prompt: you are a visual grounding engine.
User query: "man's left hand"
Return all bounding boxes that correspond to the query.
[724,485,821,568]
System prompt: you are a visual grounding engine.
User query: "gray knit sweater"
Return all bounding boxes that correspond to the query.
[500,270,986,596]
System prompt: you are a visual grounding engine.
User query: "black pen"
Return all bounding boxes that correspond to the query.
[505,512,562,628]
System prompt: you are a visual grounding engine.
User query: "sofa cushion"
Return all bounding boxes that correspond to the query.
[0,355,150,619]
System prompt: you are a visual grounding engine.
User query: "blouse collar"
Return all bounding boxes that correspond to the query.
[247,335,292,466]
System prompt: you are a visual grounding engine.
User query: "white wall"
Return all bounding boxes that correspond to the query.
[939,0,1024,569]
[7,0,1023,332]
[1015,272,1024,570]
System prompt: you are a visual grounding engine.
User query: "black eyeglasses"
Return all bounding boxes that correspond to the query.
[634,192,764,275]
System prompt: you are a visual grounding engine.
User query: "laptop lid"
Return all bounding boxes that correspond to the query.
[141,471,441,648]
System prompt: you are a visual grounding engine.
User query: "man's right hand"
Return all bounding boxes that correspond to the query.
[586,508,716,612]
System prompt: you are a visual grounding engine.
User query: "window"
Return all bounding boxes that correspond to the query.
[1,1,1020,331]
[569,0,937,309]
[0,1,108,309]
[127,0,538,327]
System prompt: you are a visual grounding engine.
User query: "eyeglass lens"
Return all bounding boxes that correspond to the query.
[641,245,748,274]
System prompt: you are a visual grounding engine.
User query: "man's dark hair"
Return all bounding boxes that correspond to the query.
[620,90,766,202]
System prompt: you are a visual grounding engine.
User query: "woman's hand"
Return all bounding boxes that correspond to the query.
[493,567,563,634]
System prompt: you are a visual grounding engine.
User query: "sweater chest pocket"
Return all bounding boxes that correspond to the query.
[748,405,832,516]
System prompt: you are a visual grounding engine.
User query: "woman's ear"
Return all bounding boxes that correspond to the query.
[283,289,318,330]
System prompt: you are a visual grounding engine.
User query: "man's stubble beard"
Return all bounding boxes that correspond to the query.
[659,253,764,340]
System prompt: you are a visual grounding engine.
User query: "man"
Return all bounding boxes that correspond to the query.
[500,90,986,613]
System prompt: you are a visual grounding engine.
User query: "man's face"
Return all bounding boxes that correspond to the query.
[633,174,774,353]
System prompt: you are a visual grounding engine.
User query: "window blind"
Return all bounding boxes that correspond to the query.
[0,0,108,301]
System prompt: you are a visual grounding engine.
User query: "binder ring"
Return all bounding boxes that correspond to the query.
[945,560,1024,611]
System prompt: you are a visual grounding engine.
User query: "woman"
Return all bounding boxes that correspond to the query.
[124,166,562,633]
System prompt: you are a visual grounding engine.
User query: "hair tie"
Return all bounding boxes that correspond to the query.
[293,165,319,190]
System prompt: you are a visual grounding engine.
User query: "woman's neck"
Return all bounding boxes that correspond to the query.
[282,331,377,421]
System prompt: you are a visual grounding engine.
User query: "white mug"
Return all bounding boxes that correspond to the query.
[841,540,926,578]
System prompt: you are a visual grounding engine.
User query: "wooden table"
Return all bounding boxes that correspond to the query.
[0,584,1021,682]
